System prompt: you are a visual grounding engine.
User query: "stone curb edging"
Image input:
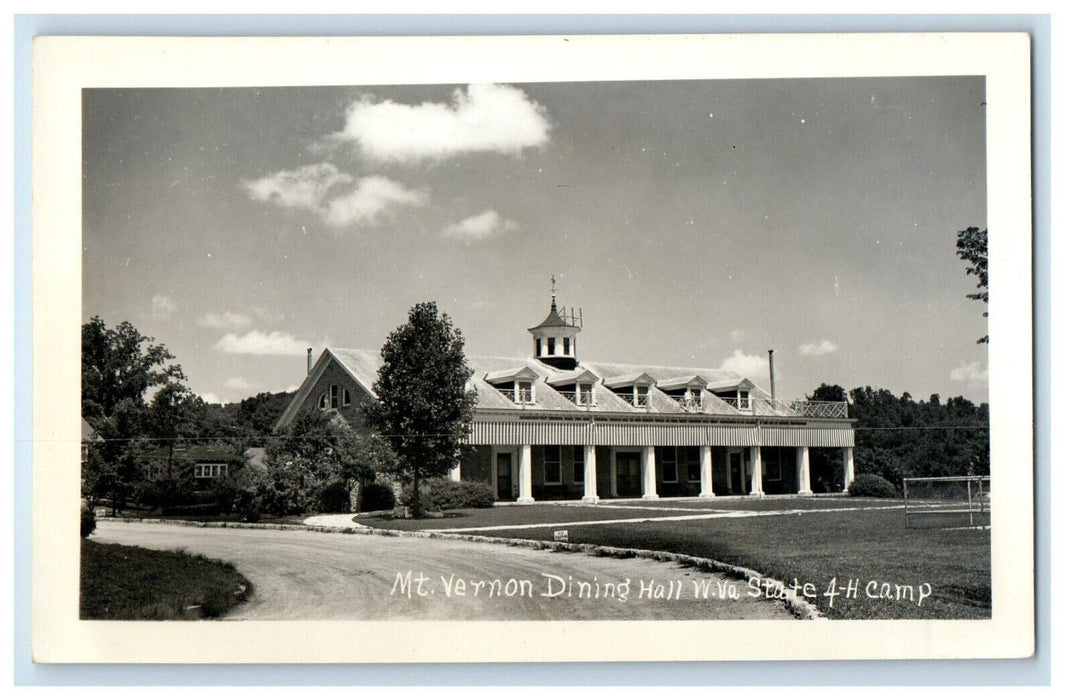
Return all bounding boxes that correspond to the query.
[100,516,823,620]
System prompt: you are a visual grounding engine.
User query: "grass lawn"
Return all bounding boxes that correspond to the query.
[80,539,252,620]
[354,504,680,531]
[363,499,990,620]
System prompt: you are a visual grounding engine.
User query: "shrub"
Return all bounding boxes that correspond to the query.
[359,482,396,512]
[425,479,496,510]
[848,473,898,499]
[161,502,223,516]
[80,499,96,538]
[318,480,352,513]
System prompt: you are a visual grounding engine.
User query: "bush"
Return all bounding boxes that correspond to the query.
[80,499,96,538]
[848,473,898,498]
[359,482,396,512]
[424,479,496,511]
[161,502,223,516]
[318,480,352,513]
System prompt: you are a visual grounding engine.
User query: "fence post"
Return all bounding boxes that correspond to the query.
[967,478,974,526]
[903,478,909,529]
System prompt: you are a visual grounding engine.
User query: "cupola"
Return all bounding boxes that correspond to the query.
[528,275,582,370]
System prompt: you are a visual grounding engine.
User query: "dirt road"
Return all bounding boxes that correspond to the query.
[93,521,793,621]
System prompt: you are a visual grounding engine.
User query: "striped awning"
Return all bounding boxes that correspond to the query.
[466,419,853,448]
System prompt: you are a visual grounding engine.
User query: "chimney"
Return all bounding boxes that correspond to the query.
[768,349,776,403]
[307,348,313,376]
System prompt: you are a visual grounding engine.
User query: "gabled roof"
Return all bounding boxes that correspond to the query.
[657,375,708,391]
[603,372,656,389]
[545,368,600,387]
[81,418,102,443]
[484,366,541,384]
[274,345,794,427]
[708,377,756,392]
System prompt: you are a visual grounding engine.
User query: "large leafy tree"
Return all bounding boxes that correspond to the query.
[367,302,476,518]
[81,316,189,513]
[956,226,988,344]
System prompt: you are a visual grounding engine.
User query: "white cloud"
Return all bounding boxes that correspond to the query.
[950,361,989,384]
[215,330,311,356]
[242,163,426,227]
[330,83,551,162]
[200,392,222,405]
[224,377,257,391]
[198,311,252,329]
[323,175,428,226]
[798,339,839,356]
[242,162,351,212]
[442,210,519,241]
[729,329,747,343]
[718,350,770,384]
[151,294,177,317]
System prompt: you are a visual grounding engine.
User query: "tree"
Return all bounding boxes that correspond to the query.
[262,408,382,514]
[367,302,477,518]
[956,226,988,344]
[81,317,189,514]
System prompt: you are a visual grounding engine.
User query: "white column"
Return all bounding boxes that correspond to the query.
[517,444,534,504]
[796,447,813,495]
[449,453,462,482]
[842,446,855,492]
[582,444,599,504]
[699,446,715,498]
[749,445,764,496]
[641,445,659,500]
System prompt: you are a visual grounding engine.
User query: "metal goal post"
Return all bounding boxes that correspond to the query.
[902,475,990,529]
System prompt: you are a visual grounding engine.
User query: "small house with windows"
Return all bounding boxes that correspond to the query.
[144,445,264,485]
[275,290,856,503]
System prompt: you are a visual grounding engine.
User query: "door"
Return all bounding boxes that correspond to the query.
[615,452,642,498]
[496,452,513,501]
[729,452,743,495]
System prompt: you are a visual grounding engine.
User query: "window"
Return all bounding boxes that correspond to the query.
[194,463,228,479]
[544,446,562,484]
[343,388,351,407]
[535,338,542,356]
[330,384,340,409]
[548,337,556,355]
[659,447,677,482]
[578,383,594,406]
[564,337,571,355]
[517,381,534,404]
[636,385,650,407]
[739,391,751,410]
[685,447,701,482]
[572,446,585,482]
[318,392,328,409]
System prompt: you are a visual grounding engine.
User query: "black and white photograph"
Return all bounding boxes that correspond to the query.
[31,33,1034,663]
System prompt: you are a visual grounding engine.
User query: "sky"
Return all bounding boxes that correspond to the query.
[82,77,988,405]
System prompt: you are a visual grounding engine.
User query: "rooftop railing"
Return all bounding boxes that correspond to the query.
[774,399,850,419]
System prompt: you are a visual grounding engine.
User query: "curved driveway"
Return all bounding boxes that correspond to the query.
[93,521,792,621]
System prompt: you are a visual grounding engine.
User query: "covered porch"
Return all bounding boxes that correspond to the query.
[457,417,856,503]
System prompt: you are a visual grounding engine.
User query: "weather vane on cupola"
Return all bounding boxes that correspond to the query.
[529,274,583,370]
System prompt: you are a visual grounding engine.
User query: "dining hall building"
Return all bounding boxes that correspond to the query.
[275,292,856,503]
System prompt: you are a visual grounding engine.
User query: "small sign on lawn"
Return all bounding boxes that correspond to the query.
[553,530,568,543]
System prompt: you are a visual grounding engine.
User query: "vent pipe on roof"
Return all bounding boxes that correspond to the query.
[307,348,313,376]
[768,349,776,402]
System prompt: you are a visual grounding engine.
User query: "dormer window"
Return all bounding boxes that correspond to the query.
[605,372,656,409]
[578,382,594,406]
[486,366,540,406]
